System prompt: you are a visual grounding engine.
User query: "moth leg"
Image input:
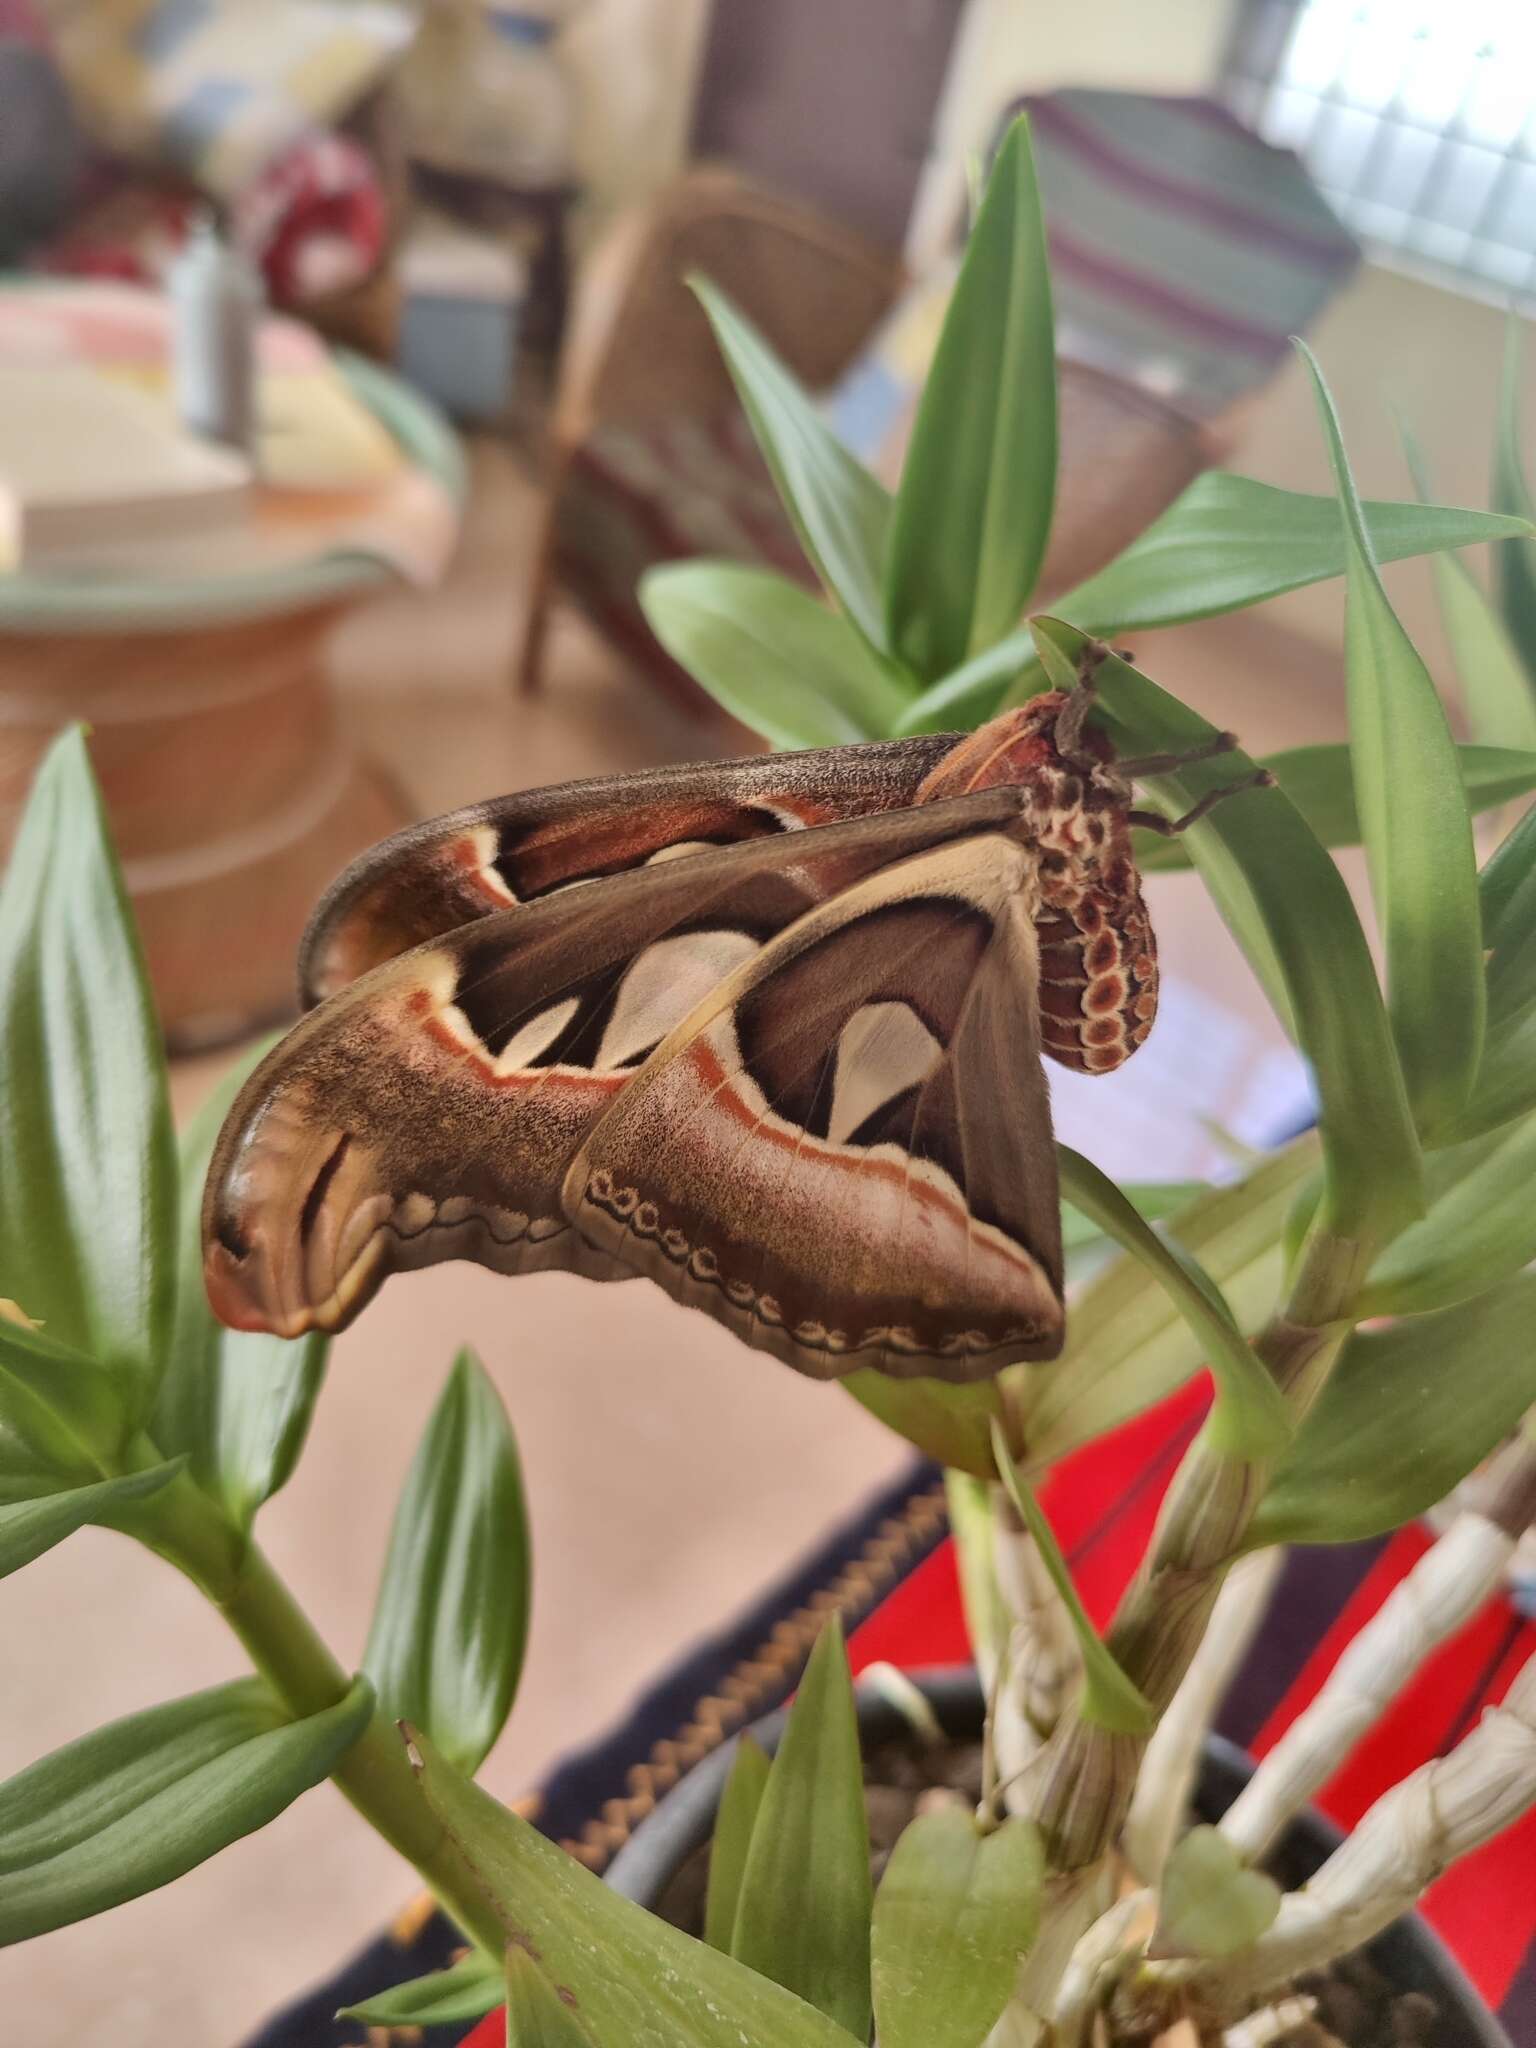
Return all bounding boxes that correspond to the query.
[1115,731,1240,777]
[1128,769,1274,836]
[1052,643,1111,759]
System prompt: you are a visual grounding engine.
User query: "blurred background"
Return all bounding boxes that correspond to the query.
[0,1,1533,2040]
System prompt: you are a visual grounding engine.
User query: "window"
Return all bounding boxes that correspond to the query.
[1225,0,1536,303]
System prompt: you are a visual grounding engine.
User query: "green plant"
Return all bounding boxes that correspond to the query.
[7,110,1536,2048]
[0,728,530,1978]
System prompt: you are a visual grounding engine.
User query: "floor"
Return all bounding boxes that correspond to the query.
[0,440,1357,2048]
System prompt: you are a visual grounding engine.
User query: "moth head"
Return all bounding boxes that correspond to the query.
[913,694,1130,817]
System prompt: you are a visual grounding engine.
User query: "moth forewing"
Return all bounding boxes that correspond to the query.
[563,828,1066,1383]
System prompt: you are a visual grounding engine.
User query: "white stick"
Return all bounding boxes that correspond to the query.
[1166,1652,1536,2013]
[1125,1548,1285,1883]
[1220,1512,1515,1863]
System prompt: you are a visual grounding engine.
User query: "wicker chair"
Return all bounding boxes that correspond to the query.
[519,90,1358,713]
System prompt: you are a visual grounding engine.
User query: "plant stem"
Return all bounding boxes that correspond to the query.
[1027,1227,1364,1868]
[127,1452,508,1959]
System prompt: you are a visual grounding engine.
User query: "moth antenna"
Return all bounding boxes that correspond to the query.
[1115,731,1240,777]
[1128,769,1274,837]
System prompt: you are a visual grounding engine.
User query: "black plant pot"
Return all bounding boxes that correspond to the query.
[606,1665,1511,2048]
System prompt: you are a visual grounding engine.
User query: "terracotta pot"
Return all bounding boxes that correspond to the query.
[605,1664,1511,2048]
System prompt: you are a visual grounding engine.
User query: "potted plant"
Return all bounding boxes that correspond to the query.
[4,114,1536,2046]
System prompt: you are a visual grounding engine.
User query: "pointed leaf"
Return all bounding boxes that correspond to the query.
[1134,742,1536,875]
[0,1315,127,1475]
[1358,1108,1536,1316]
[885,116,1055,678]
[154,1040,327,1531]
[1494,321,1536,682]
[364,1349,530,1775]
[638,562,912,746]
[1154,1826,1279,1958]
[1300,342,1484,1137]
[408,1729,865,2048]
[0,727,175,1393]
[1459,1004,1536,1140]
[1033,619,1422,1243]
[691,277,892,650]
[1251,1273,1536,1546]
[704,1735,771,1954]
[991,1422,1155,1736]
[891,632,1042,737]
[871,1807,1043,2048]
[339,1950,504,2028]
[0,1676,372,1942]
[1054,471,1534,637]
[1056,1149,1290,1461]
[506,1944,602,2043]
[1404,419,1536,750]
[0,1460,181,1581]
[731,1617,872,2037]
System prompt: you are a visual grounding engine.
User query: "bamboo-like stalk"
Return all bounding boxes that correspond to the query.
[1152,1652,1536,2017]
[992,1230,1366,2039]
[1027,1230,1366,1870]
[1220,1437,1536,1864]
[993,1482,1084,1804]
[1124,1547,1285,1883]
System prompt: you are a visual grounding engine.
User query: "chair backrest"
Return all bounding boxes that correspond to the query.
[1008,90,1360,418]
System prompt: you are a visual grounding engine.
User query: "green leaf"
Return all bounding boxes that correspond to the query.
[364,1349,530,1776]
[506,1944,602,2043]
[1402,418,1536,751]
[407,1728,866,2048]
[1458,1005,1536,1141]
[847,1144,1312,1481]
[638,562,912,746]
[704,1735,771,1955]
[945,1470,1011,1672]
[1358,1109,1536,1316]
[0,1675,372,1943]
[991,1422,1155,1736]
[1033,619,1423,1244]
[1024,1139,1317,1474]
[1134,742,1536,876]
[691,277,892,651]
[1494,320,1536,683]
[1061,1180,1211,1252]
[892,633,1042,737]
[885,116,1055,678]
[1251,1273,1536,1546]
[0,1460,181,1581]
[1154,1826,1280,1959]
[1480,796,1536,956]
[731,1618,872,2037]
[0,727,175,1397]
[871,1806,1043,2048]
[154,1041,327,1532]
[1299,342,1485,1137]
[0,1314,128,1475]
[338,1950,503,2029]
[1053,470,1534,637]
[1055,1149,1291,1462]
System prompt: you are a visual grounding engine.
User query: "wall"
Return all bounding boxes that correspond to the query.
[907,0,1238,267]
[559,0,713,244]
[1222,266,1536,680]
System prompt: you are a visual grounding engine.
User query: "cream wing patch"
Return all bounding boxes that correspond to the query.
[826,1001,944,1145]
[595,929,760,1071]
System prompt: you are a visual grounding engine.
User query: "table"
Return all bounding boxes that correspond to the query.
[0,349,463,1049]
